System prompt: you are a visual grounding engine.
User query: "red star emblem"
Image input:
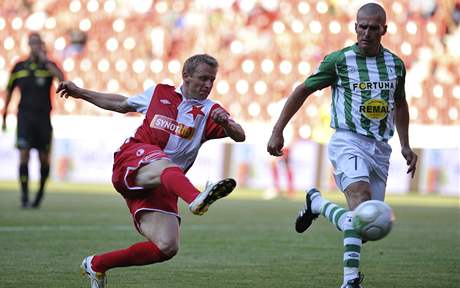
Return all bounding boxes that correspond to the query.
[187,105,205,120]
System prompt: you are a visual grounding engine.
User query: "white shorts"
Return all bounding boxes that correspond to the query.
[327,129,392,200]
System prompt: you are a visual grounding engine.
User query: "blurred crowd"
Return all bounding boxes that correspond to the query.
[0,0,459,138]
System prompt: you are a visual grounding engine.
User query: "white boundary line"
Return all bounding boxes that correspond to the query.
[0,224,132,232]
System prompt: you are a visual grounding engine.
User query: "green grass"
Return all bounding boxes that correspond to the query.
[0,181,459,288]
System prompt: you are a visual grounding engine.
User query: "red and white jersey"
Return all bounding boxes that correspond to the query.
[124,84,228,171]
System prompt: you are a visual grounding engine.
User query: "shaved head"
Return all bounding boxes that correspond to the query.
[357,3,386,24]
[354,2,387,56]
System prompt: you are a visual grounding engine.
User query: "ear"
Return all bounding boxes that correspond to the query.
[382,24,387,36]
[183,71,189,83]
[355,22,358,33]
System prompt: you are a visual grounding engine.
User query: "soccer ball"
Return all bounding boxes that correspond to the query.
[352,200,394,241]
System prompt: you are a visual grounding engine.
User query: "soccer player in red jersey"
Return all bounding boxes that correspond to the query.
[57,54,245,288]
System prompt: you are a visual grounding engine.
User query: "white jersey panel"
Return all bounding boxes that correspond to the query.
[383,50,398,140]
[343,50,367,136]
[163,98,215,171]
[365,56,382,138]
[127,85,157,114]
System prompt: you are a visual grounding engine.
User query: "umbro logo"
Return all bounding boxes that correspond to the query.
[347,66,357,72]
[349,253,359,258]
[160,99,171,105]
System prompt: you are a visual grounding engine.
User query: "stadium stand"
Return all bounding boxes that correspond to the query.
[1,0,459,133]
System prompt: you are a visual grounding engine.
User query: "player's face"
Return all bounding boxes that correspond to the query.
[28,35,43,57]
[183,63,217,100]
[355,13,386,56]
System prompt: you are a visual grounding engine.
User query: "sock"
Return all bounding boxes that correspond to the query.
[34,164,50,205]
[91,241,171,273]
[160,167,200,204]
[19,164,29,204]
[286,165,294,196]
[309,190,325,214]
[271,162,280,192]
[342,212,362,284]
[38,164,50,192]
[311,193,361,283]
[311,193,348,232]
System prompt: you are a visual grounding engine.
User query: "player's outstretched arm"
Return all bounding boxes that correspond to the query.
[211,107,245,142]
[267,82,314,156]
[56,81,136,114]
[37,45,65,82]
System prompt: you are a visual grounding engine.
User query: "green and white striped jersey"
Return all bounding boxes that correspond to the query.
[304,44,406,142]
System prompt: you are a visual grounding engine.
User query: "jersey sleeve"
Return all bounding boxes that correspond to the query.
[304,51,339,91]
[126,85,156,113]
[394,58,406,102]
[6,63,20,92]
[203,103,229,141]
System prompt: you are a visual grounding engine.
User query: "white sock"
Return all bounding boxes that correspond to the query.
[310,191,325,214]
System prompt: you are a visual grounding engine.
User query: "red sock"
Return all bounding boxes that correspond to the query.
[286,166,294,196]
[160,166,200,204]
[271,162,280,192]
[91,241,171,273]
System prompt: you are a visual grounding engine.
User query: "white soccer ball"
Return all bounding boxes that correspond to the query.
[352,200,394,241]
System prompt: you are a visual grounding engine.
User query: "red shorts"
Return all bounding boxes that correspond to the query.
[111,141,181,232]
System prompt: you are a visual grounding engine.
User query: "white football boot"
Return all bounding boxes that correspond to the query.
[80,256,107,288]
[189,178,236,215]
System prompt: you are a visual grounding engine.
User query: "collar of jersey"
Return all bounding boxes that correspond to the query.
[352,43,384,57]
[177,85,207,104]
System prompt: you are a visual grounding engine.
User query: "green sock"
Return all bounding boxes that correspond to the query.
[342,212,361,284]
[319,201,361,284]
[320,201,349,231]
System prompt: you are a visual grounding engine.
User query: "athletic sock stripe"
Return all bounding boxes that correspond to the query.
[328,206,340,223]
[344,267,359,276]
[344,229,360,239]
[334,209,347,230]
[321,202,332,216]
[344,244,361,253]
[344,237,362,246]
[344,259,360,268]
[310,191,320,200]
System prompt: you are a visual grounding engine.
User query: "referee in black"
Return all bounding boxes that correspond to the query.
[2,32,64,208]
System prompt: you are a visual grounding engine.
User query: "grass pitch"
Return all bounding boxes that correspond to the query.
[0,181,459,288]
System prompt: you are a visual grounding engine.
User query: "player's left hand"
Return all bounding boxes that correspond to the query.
[211,108,230,126]
[401,146,417,178]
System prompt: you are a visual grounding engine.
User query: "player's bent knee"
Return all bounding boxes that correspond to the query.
[155,239,179,260]
[345,181,372,209]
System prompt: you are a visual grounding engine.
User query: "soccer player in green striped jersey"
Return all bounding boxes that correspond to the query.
[267,3,417,288]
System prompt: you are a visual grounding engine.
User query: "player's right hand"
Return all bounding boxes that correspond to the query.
[267,131,284,156]
[56,81,80,99]
[401,146,418,178]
